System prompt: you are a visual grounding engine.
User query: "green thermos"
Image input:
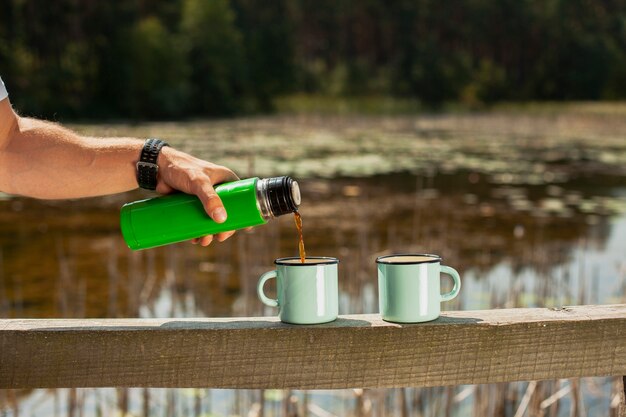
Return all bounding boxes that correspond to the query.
[120,176,300,250]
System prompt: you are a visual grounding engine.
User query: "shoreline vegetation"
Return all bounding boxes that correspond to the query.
[62,101,626,184]
[277,95,626,116]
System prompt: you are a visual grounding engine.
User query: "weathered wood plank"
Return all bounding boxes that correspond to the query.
[0,304,625,389]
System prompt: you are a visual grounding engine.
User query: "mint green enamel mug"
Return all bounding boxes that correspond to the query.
[257,257,339,324]
[377,254,461,323]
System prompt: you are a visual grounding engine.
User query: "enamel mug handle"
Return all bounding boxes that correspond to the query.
[440,265,461,302]
[257,270,279,307]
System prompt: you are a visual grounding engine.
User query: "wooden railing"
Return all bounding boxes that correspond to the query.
[0,304,625,403]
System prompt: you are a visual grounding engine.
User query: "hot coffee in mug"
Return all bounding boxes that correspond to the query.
[377,254,461,323]
[257,257,339,324]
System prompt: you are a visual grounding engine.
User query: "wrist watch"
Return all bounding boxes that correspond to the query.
[137,138,169,190]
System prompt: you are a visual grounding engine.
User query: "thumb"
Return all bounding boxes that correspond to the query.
[195,183,227,223]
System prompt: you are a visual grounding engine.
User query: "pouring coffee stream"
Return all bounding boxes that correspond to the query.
[294,210,306,263]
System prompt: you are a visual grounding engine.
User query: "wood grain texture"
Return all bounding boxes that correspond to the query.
[0,304,625,389]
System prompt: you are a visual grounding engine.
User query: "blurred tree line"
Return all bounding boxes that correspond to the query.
[1,0,625,119]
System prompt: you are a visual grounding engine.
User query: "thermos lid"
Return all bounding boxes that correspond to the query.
[265,176,300,217]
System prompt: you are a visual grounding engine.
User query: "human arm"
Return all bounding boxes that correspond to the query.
[0,98,237,245]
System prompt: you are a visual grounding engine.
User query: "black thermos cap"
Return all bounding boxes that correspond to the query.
[266,176,300,216]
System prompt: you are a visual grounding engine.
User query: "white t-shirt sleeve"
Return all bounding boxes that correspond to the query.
[0,77,8,101]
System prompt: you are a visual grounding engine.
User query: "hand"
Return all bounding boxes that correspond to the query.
[156,146,239,246]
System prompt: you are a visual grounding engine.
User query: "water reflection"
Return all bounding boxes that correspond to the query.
[1,172,623,320]
[1,113,626,416]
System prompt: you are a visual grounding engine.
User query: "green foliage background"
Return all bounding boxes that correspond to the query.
[1,0,625,119]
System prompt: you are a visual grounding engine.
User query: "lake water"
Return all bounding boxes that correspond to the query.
[1,111,625,416]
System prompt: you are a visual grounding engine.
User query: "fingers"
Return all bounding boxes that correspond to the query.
[191,230,236,247]
[215,230,236,242]
[192,235,213,246]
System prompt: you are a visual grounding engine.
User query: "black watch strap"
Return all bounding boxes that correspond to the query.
[137,138,169,190]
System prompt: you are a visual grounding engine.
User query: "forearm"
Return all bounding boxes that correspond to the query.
[0,116,142,199]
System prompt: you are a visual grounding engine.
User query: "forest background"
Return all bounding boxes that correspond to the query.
[2,0,625,120]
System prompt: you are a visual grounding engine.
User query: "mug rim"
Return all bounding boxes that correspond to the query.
[376,253,442,265]
[275,256,339,266]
